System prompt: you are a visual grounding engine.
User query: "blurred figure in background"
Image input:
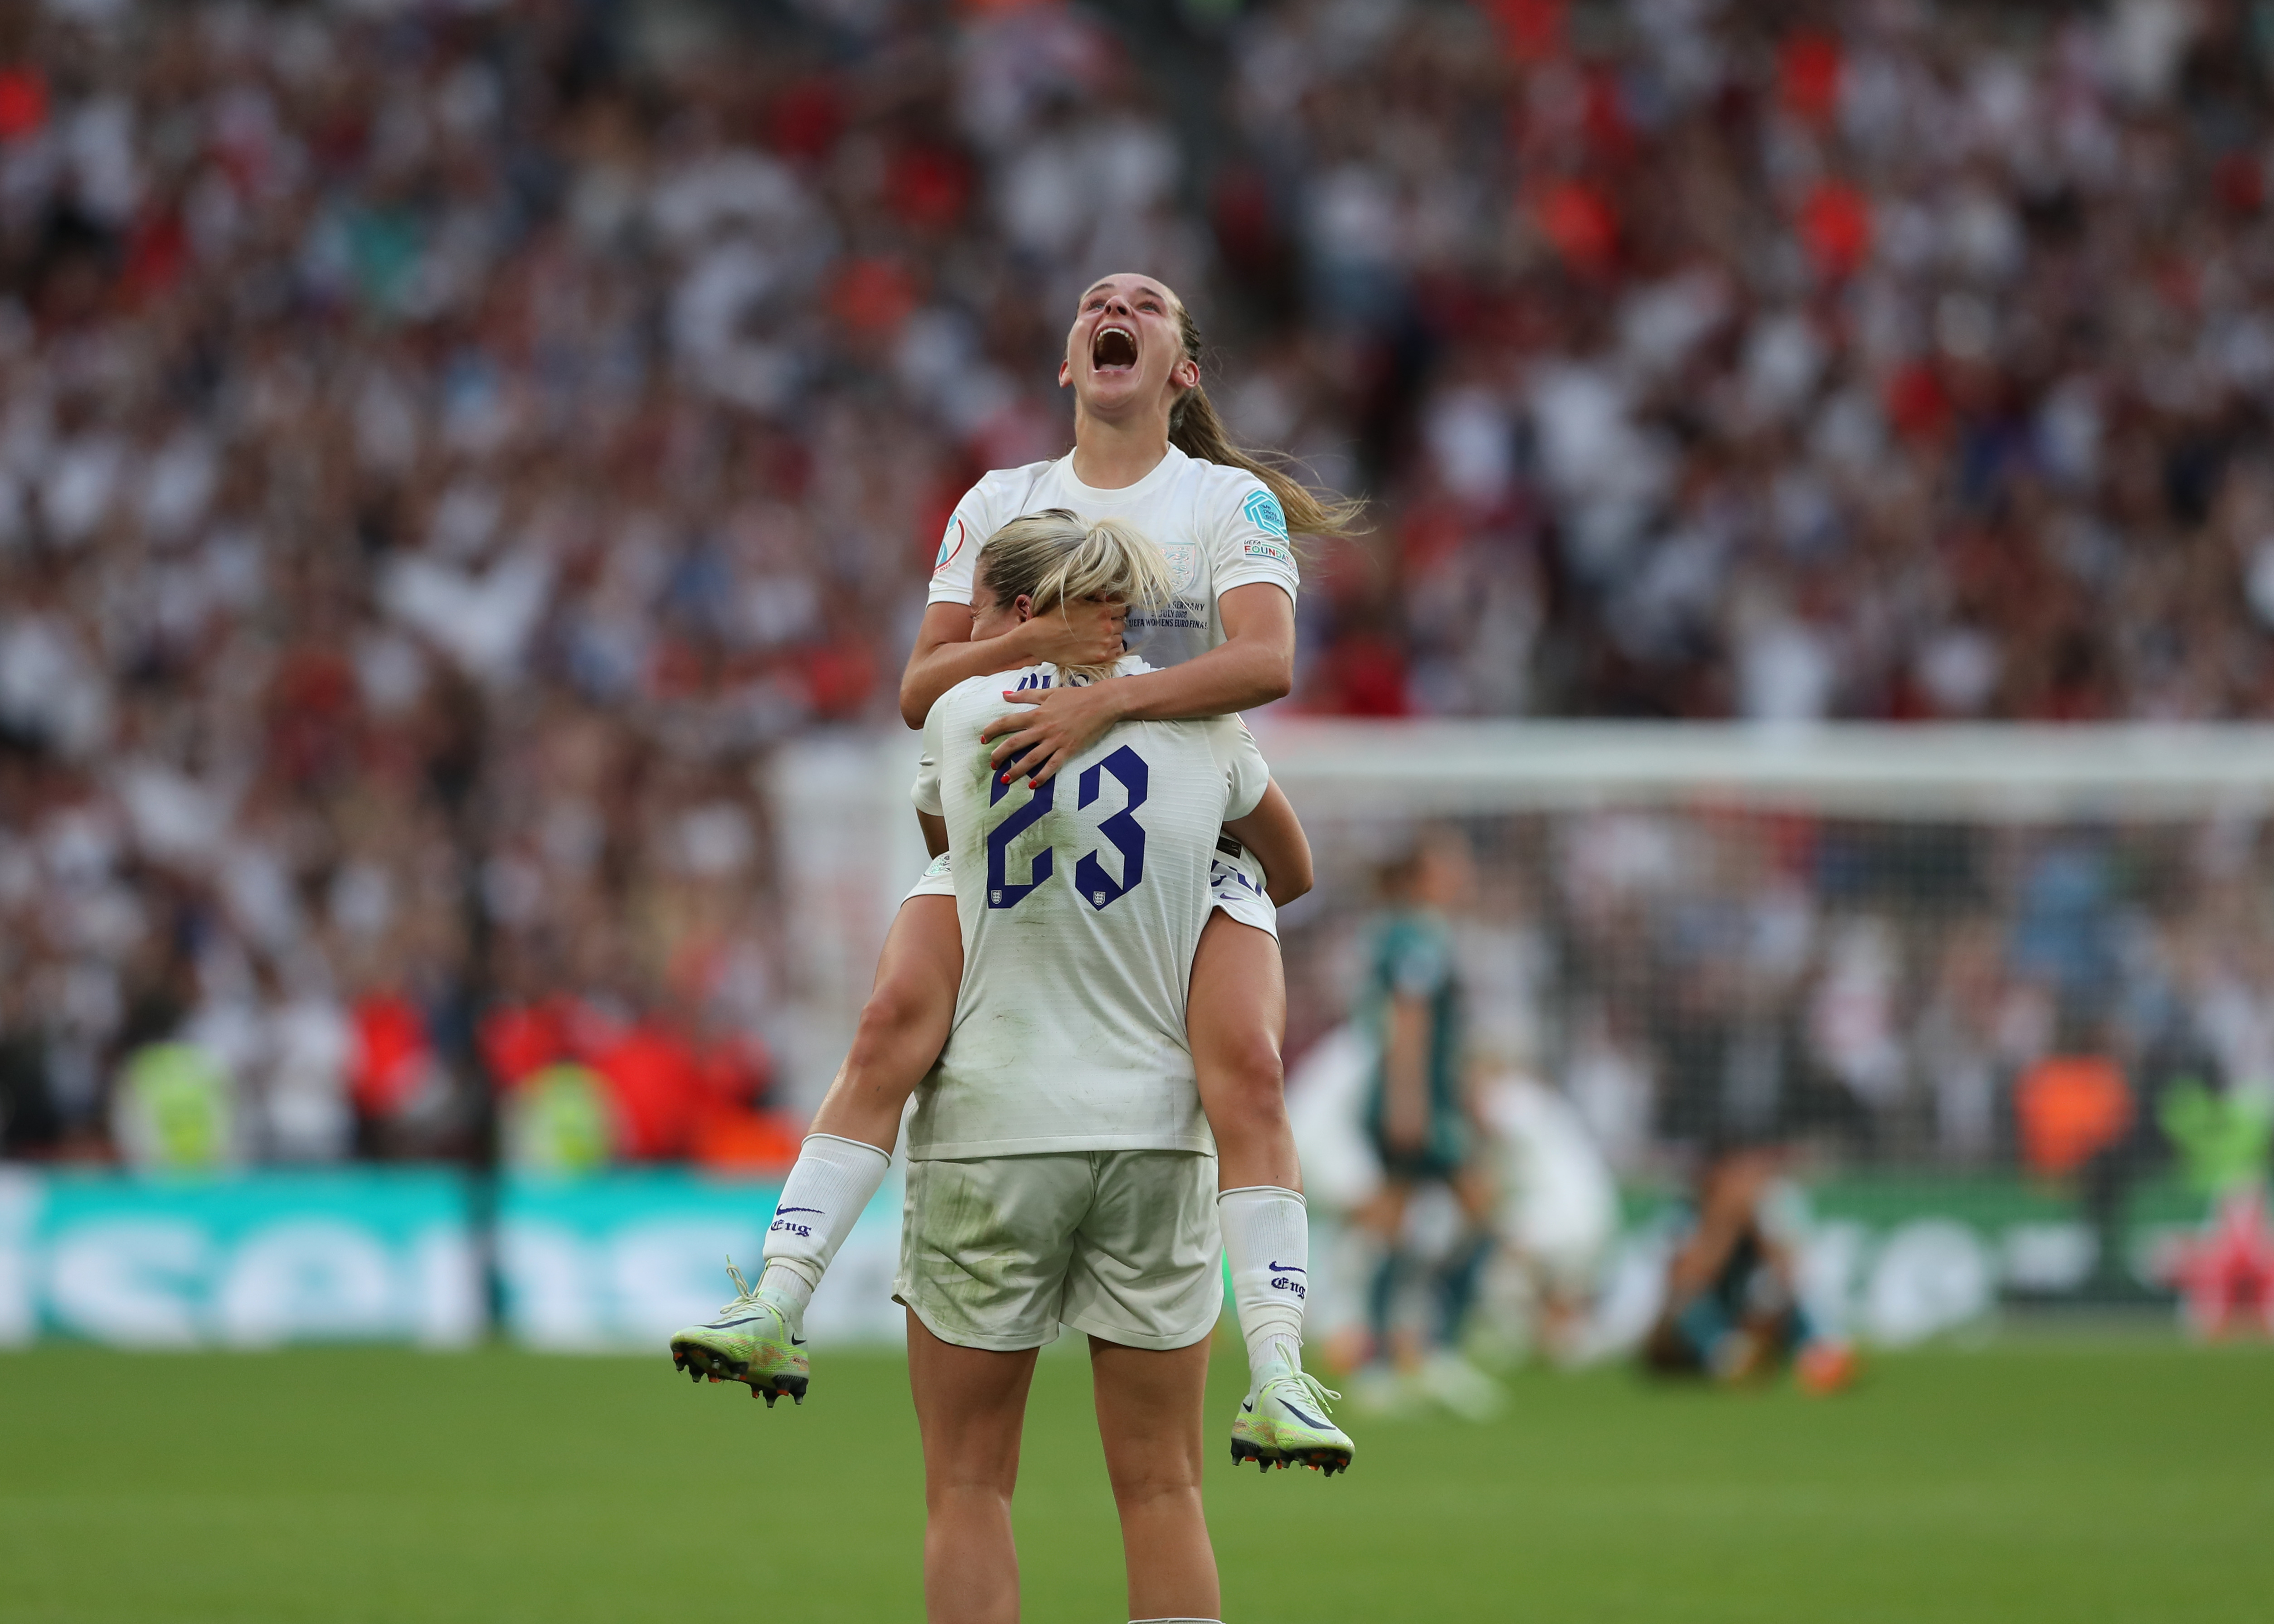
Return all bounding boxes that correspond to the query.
[1643,1141,1856,1393]
[1349,829,1501,1417]
[1283,1021,1382,1371]
[1476,1062,1619,1366]
[108,972,240,1173]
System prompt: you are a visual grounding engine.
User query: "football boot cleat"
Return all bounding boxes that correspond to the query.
[669,1260,810,1408]
[1229,1359,1354,1476]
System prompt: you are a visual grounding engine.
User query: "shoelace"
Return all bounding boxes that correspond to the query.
[1269,1366,1342,1416]
[716,1256,765,1318]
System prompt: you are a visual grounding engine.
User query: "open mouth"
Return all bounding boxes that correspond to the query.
[1091,324,1138,371]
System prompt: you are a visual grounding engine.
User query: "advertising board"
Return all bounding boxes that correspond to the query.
[0,1168,479,1348]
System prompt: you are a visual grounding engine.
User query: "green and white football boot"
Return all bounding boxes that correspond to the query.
[669,1261,810,1408]
[1230,1358,1354,1476]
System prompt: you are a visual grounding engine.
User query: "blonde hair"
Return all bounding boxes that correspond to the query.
[1160,284,1366,539]
[975,509,1174,683]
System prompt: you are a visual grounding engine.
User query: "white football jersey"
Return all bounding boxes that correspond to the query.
[907,655,1271,1159]
[927,445,1300,672]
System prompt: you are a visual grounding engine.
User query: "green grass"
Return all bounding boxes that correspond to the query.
[3,1338,2270,1623]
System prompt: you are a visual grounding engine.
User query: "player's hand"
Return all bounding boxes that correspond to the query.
[982,681,1130,786]
[1015,596,1126,672]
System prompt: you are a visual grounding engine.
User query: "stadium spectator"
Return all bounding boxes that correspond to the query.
[0,0,2272,1173]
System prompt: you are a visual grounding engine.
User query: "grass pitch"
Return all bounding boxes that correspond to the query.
[3,1336,2269,1623]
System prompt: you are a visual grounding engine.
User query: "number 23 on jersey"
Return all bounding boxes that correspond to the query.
[986,746,1149,911]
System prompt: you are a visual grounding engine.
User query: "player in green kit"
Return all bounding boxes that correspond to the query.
[1349,830,1503,1415]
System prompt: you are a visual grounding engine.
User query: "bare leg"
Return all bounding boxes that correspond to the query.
[1355,1180,1413,1363]
[1088,1335,1219,1624]
[1354,1178,1412,1244]
[907,1312,1038,1624]
[1434,1165,1501,1351]
[810,895,962,1151]
[1187,912,1300,1191]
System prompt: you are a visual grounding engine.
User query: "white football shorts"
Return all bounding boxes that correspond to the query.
[1504,1181,1618,1297]
[904,851,956,900]
[901,846,1276,938]
[1206,838,1277,938]
[894,1149,1223,1351]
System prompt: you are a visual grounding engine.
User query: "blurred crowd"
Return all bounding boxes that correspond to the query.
[1262,0,2274,720]
[1,0,2271,1166]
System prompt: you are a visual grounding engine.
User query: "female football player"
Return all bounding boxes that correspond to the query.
[670,277,1359,1461]
[896,272,1359,1219]
[904,513,1331,1623]
[678,513,1345,1622]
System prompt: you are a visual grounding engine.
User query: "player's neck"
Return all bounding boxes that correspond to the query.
[1068,408,1172,491]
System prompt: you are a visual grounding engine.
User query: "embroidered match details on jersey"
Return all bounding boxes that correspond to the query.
[907,654,1271,1159]
[927,446,1300,671]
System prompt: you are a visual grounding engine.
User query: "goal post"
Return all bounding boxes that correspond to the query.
[1254,720,2274,819]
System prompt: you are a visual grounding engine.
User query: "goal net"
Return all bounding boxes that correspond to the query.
[1253,721,2274,1336]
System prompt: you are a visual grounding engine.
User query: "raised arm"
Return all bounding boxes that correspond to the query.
[1220,779,1312,907]
[978,583,1296,785]
[899,599,1127,729]
[1098,582,1295,722]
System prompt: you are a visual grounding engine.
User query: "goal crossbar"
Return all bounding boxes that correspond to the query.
[1249,721,2274,821]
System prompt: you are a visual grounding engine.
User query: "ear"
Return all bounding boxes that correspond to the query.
[1013,593,1036,623]
[1171,356,1200,392]
[1058,358,1072,388]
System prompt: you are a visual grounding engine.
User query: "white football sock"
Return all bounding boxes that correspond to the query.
[758,1134,892,1325]
[1219,1184,1309,1387]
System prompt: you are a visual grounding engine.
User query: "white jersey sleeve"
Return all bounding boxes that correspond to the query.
[924,494,991,610]
[1207,715,1271,820]
[926,461,1056,609]
[912,699,946,816]
[1203,469,1302,604]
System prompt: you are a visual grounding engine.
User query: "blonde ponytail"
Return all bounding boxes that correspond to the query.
[976,509,1174,683]
[1164,291,1367,539]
